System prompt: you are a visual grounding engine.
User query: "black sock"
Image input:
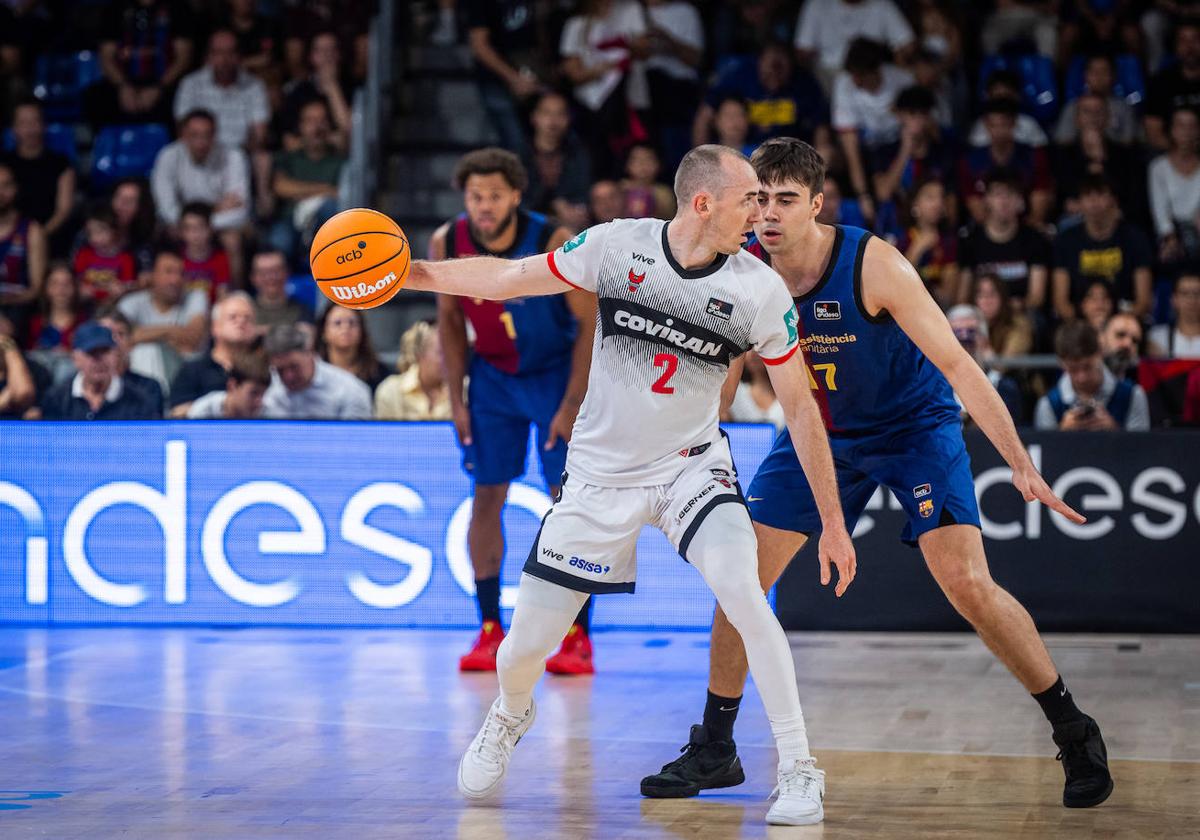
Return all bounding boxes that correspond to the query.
[574,598,592,635]
[475,576,501,625]
[1033,675,1086,727]
[703,690,741,743]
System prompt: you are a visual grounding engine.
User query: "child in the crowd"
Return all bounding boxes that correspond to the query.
[25,261,89,355]
[73,205,136,304]
[186,349,272,419]
[898,178,959,308]
[178,202,232,303]
[620,144,676,220]
[712,95,757,158]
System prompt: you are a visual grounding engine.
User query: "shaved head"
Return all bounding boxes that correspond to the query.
[674,144,753,206]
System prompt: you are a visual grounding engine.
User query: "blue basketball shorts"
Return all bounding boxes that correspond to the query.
[462,356,570,488]
[746,419,981,546]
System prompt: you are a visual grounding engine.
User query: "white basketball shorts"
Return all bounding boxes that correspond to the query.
[521,435,749,593]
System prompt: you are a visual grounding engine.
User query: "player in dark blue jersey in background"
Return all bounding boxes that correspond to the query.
[642,139,1114,809]
[431,149,597,674]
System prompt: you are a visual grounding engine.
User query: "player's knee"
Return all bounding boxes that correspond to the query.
[471,484,509,516]
[496,631,540,672]
[940,567,996,619]
[710,574,772,633]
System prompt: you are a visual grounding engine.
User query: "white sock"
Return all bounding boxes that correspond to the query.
[770,712,812,766]
[497,573,588,718]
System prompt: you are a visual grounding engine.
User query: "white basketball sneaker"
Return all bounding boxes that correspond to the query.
[457,697,537,800]
[766,758,825,825]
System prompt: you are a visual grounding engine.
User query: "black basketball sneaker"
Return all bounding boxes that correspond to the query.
[640,724,745,798]
[1053,715,1114,808]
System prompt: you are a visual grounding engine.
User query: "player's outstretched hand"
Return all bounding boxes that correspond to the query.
[818,526,857,598]
[1013,464,1086,524]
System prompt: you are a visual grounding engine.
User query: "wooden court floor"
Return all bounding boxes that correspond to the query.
[0,627,1196,838]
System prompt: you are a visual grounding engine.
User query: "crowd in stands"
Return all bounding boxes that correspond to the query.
[436,0,1200,429]
[2,0,1200,428]
[0,0,446,422]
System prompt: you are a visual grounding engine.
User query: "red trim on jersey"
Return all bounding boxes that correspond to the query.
[760,343,799,366]
[547,251,582,290]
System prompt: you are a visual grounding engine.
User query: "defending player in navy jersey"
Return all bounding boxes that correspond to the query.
[430,149,598,675]
[640,138,1114,809]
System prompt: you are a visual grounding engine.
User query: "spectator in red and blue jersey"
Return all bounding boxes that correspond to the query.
[26,262,88,360]
[0,161,46,341]
[177,202,231,304]
[692,41,827,150]
[87,0,195,128]
[74,205,137,305]
[897,178,959,308]
[958,98,1054,228]
[109,178,159,284]
[430,147,597,675]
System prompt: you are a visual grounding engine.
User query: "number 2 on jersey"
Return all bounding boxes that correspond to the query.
[652,352,678,394]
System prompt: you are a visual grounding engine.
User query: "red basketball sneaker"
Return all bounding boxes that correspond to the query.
[459,620,505,671]
[545,625,594,675]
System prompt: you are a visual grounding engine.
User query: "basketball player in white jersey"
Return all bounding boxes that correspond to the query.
[404,145,856,825]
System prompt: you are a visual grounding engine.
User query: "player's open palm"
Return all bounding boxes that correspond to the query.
[818,526,857,597]
[1013,465,1086,524]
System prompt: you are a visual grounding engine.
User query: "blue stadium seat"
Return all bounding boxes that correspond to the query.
[2,123,78,163]
[32,51,101,123]
[90,124,169,189]
[978,53,1059,126]
[286,274,318,313]
[1063,54,1146,109]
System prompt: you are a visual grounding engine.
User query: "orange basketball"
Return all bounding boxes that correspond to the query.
[309,208,410,310]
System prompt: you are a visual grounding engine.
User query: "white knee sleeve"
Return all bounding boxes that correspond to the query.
[688,504,812,764]
[496,573,588,717]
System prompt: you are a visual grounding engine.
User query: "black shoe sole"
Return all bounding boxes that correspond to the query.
[1064,776,1114,809]
[640,766,746,799]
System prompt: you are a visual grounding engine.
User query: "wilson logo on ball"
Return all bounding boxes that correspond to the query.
[329,272,398,302]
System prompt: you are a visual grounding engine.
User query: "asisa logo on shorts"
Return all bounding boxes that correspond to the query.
[562,230,588,253]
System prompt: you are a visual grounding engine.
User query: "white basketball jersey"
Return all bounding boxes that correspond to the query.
[547,218,800,487]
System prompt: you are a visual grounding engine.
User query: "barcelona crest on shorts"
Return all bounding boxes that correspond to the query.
[918,499,935,518]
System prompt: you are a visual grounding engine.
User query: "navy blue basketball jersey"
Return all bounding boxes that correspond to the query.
[747,225,959,434]
[445,209,576,375]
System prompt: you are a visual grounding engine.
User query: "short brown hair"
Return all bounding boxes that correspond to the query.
[228,350,271,388]
[1055,320,1101,361]
[452,147,528,192]
[751,137,826,193]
